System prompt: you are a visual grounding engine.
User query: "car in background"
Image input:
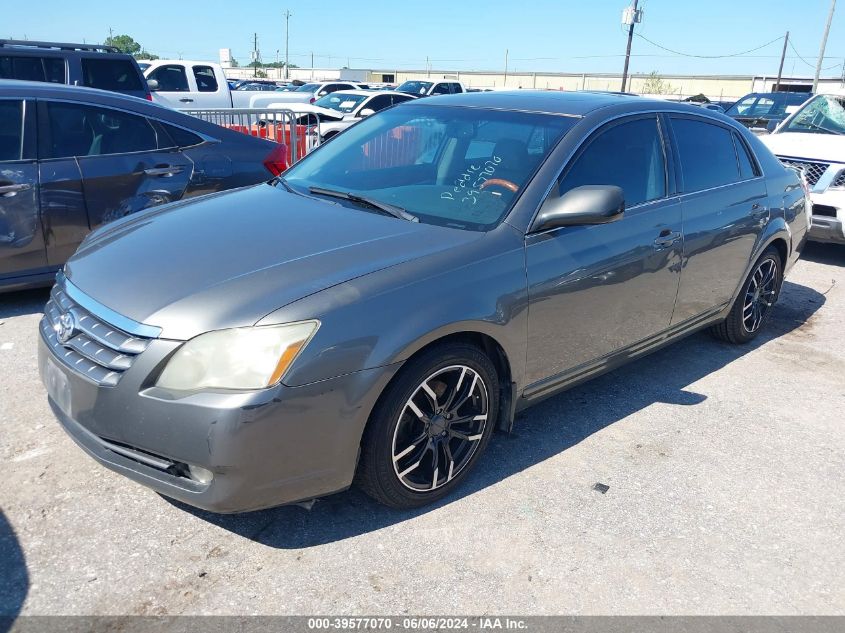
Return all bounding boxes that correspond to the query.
[395,79,465,97]
[0,39,150,100]
[248,81,361,107]
[0,80,288,292]
[234,81,279,92]
[38,91,808,513]
[761,93,845,245]
[725,91,811,134]
[280,90,416,140]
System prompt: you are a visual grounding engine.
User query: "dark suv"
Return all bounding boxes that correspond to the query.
[0,40,150,100]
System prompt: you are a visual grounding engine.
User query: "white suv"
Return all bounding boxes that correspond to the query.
[761,93,845,244]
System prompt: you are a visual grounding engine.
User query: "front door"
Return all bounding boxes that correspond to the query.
[524,115,683,389]
[0,98,46,279]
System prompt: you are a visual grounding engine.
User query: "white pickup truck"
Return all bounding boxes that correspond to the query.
[144,60,277,109]
[143,61,364,112]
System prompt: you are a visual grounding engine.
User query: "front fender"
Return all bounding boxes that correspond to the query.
[258,225,529,388]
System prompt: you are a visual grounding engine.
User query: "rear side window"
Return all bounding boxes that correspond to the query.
[0,100,23,161]
[0,55,65,83]
[193,66,218,92]
[46,102,158,158]
[672,118,740,192]
[147,64,189,92]
[734,133,759,180]
[559,117,667,208]
[81,58,143,92]
[159,122,203,148]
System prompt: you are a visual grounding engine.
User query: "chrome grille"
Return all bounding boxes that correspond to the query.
[41,284,152,387]
[778,157,830,187]
[833,171,845,188]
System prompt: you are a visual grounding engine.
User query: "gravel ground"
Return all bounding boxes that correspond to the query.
[1,243,843,616]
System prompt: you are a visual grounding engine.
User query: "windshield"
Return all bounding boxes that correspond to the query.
[283,104,576,231]
[397,81,433,95]
[296,83,321,92]
[781,95,845,135]
[726,92,809,118]
[313,93,368,113]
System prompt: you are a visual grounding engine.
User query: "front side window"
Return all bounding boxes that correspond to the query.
[46,102,159,158]
[672,118,740,193]
[282,105,575,231]
[147,64,189,92]
[81,58,143,91]
[558,117,666,208]
[0,100,23,161]
[781,95,845,135]
[193,66,218,92]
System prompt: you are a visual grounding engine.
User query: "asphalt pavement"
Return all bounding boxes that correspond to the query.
[1,243,843,616]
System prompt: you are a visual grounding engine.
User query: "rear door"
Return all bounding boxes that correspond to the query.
[667,116,769,323]
[43,101,193,231]
[0,98,46,279]
[190,64,227,109]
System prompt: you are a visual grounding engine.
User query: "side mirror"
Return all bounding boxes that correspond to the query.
[532,185,625,232]
[358,108,375,118]
[146,79,160,91]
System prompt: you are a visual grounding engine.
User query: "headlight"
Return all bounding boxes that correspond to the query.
[156,321,319,390]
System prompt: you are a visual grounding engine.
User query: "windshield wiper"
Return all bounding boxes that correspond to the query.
[792,121,842,135]
[308,186,419,222]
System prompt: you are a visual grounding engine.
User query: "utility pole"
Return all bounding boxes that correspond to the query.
[813,0,836,92]
[504,49,509,87]
[311,51,314,80]
[774,31,789,92]
[253,32,259,77]
[620,0,641,92]
[284,10,291,80]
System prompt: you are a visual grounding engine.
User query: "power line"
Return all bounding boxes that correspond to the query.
[634,32,785,59]
[788,37,841,71]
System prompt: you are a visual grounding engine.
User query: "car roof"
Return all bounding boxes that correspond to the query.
[0,78,153,102]
[420,89,665,116]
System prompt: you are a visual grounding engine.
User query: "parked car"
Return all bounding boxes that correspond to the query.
[0,80,288,292]
[39,92,808,513]
[0,39,150,100]
[279,89,416,140]
[234,81,279,91]
[248,81,362,108]
[725,91,811,134]
[395,79,465,97]
[761,93,845,245]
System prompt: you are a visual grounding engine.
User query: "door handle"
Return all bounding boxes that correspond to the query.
[0,183,31,196]
[143,166,184,177]
[179,98,194,103]
[653,229,681,248]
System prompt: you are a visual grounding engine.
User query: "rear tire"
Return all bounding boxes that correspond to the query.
[710,246,783,344]
[355,343,499,509]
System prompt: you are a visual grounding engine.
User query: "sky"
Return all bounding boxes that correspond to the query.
[4,0,845,78]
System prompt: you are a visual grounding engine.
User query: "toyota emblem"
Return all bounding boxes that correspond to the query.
[56,311,77,345]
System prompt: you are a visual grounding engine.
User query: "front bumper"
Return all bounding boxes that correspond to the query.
[39,329,400,513]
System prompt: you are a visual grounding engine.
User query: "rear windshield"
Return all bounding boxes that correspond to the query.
[295,83,321,92]
[81,58,144,92]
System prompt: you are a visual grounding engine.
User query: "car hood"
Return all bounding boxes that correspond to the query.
[65,184,481,340]
[761,132,845,163]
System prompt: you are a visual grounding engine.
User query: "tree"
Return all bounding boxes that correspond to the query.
[640,71,674,95]
[104,34,157,60]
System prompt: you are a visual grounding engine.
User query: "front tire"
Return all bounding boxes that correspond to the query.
[710,246,783,344]
[356,343,499,509]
